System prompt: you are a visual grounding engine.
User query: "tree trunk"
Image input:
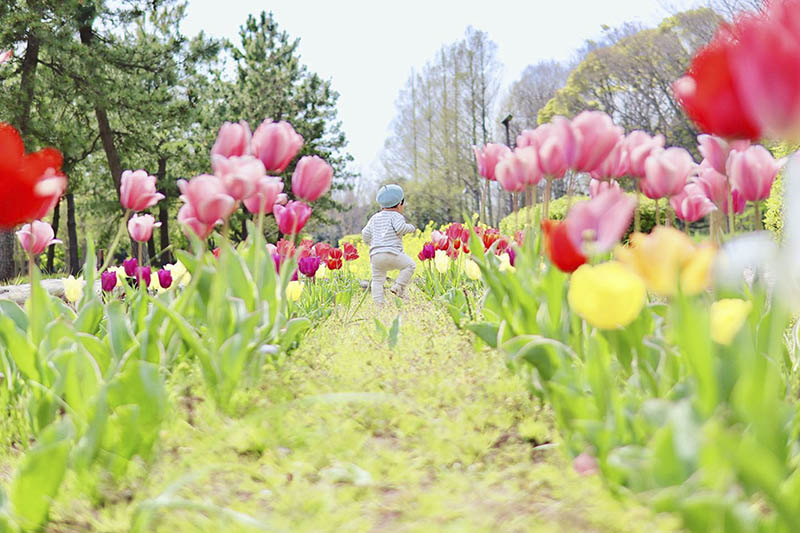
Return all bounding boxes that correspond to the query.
[147,236,157,265]
[66,192,80,275]
[0,232,16,281]
[45,198,61,273]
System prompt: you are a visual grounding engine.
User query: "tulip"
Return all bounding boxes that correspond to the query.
[292,155,334,202]
[419,243,435,261]
[312,242,333,260]
[273,200,312,235]
[495,147,542,192]
[697,135,749,176]
[63,275,84,303]
[727,145,781,202]
[641,147,695,200]
[252,120,304,173]
[564,189,636,256]
[211,155,267,201]
[164,261,191,287]
[526,117,577,178]
[243,176,284,214]
[589,178,620,198]
[101,270,118,292]
[120,170,165,212]
[16,220,61,256]
[473,143,511,181]
[177,203,214,240]
[573,452,599,476]
[0,123,67,228]
[481,229,502,251]
[589,138,627,180]
[694,163,747,214]
[178,175,236,226]
[434,249,450,273]
[156,268,172,290]
[326,248,343,270]
[542,220,586,274]
[342,242,359,261]
[615,227,716,296]
[710,299,752,345]
[0,50,12,65]
[285,280,304,302]
[670,183,717,223]
[127,214,161,243]
[624,131,665,178]
[266,243,278,256]
[276,238,296,259]
[211,120,252,158]
[298,256,321,278]
[571,111,624,173]
[498,252,515,273]
[506,247,516,267]
[464,259,481,280]
[431,230,449,250]
[123,257,138,277]
[134,266,151,288]
[568,261,646,329]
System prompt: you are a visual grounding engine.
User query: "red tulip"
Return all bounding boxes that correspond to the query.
[473,143,511,181]
[481,228,501,251]
[291,155,333,202]
[670,182,717,222]
[127,214,161,243]
[273,200,312,235]
[276,238,296,259]
[342,242,359,261]
[120,169,164,211]
[495,147,542,192]
[624,131,665,178]
[326,248,343,270]
[571,111,624,173]
[211,120,252,158]
[243,176,285,214]
[542,219,586,273]
[311,242,333,260]
[565,188,636,255]
[178,175,236,225]
[16,220,61,256]
[295,238,314,260]
[727,144,781,202]
[0,123,67,228]
[641,147,695,200]
[252,119,303,173]
[211,154,266,201]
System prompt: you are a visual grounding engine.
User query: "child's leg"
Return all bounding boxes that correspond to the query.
[389,253,416,297]
[370,253,390,304]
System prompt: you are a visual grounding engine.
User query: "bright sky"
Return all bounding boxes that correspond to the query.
[183,0,702,182]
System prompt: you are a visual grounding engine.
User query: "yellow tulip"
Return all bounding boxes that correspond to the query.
[568,261,647,329]
[63,275,85,303]
[165,261,191,287]
[285,280,304,302]
[710,298,752,345]
[615,227,715,297]
[434,250,450,274]
[316,263,329,279]
[464,259,481,280]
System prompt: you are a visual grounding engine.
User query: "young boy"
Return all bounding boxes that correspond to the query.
[361,184,416,304]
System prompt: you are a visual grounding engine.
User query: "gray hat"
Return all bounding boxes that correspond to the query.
[376,184,404,208]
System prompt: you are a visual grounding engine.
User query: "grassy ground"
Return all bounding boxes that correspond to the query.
[17,291,679,532]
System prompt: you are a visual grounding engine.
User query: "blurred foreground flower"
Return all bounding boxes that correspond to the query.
[464,259,481,280]
[710,298,752,345]
[542,220,586,273]
[567,261,646,329]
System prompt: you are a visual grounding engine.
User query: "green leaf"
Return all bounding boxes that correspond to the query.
[74,296,103,334]
[0,316,39,382]
[105,300,136,361]
[0,300,28,332]
[387,315,400,348]
[280,317,311,350]
[465,322,500,348]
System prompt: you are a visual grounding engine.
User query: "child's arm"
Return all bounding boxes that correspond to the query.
[361,218,373,245]
[391,214,416,236]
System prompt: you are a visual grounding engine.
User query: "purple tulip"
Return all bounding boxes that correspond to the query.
[506,247,516,267]
[123,257,138,277]
[157,268,172,289]
[298,255,321,278]
[134,266,151,287]
[101,270,117,292]
[422,243,435,260]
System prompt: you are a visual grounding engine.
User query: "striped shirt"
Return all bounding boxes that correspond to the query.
[362,210,416,256]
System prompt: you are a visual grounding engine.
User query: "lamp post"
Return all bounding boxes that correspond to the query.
[501,114,517,213]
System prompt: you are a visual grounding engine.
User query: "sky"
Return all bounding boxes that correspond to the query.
[183,0,702,183]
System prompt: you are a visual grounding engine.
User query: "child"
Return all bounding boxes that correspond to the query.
[361,184,416,304]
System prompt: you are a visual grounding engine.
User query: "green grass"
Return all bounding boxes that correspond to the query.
[8,291,680,532]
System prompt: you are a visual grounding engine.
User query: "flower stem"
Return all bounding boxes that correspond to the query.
[99,209,131,274]
[634,182,641,233]
[753,201,762,230]
[655,199,660,227]
[727,183,735,235]
[543,177,552,221]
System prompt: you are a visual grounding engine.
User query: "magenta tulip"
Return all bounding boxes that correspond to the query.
[291,155,333,202]
[211,154,266,201]
[134,266,151,288]
[727,145,781,202]
[119,169,165,212]
[641,147,695,200]
[123,257,138,277]
[177,203,214,240]
[298,255,321,278]
[16,220,60,256]
[252,119,304,173]
[589,178,621,198]
[473,143,511,181]
[211,120,252,158]
[127,214,161,243]
[101,270,117,292]
[564,188,636,255]
[177,175,236,226]
[273,200,312,235]
[624,131,665,178]
[670,182,717,222]
[571,111,624,173]
[495,147,541,192]
[243,176,285,214]
[157,268,173,289]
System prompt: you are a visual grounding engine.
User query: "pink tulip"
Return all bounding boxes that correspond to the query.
[273,200,312,235]
[16,220,61,256]
[571,111,624,173]
[177,175,236,225]
[177,203,214,240]
[589,178,621,198]
[727,145,782,202]
[697,134,749,175]
[525,117,577,178]
[252,120,304,173]
[590,138,628,180]
[291,155,333,202]
[564,188,636,255]
[670,182,717,222]
[694,164,746,215]
[624,131,664,178]
[243,176,285,214]
[495,147,541,192]
[0,50,12,65]
[473,143,511,181]
[211,120,252,158]
[120,169,165,211]
[127,213,161,243]
[641,147,695,200]
[211,154,266,201]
